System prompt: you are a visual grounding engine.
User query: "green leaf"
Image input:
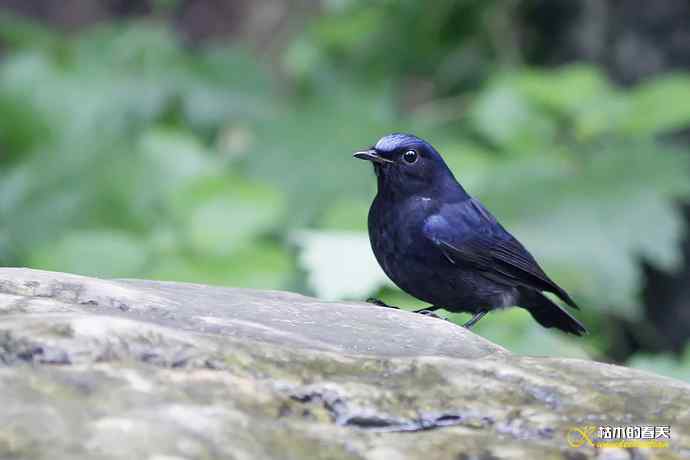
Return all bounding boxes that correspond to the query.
[29,230,149,278]
[137,128,215,194]
[0,91,53,160]
[318,198,370,231]
[147,239,292,289]
[0,12,63,51]
[245,83,400,228]
[513,65,612,115]
[512,66,627,141]
[470,81,556,152]
[475,140,690,318]
[172,176,285,256]
[620,74,690,136]
[627,345,690,383]
[292,230,392,300]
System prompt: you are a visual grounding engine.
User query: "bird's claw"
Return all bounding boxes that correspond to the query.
[366,297,399,309]
[415,309,448,321]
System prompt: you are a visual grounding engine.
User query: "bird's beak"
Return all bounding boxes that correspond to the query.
[353,149,394,164]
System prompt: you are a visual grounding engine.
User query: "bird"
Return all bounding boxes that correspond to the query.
[353,133,587,335]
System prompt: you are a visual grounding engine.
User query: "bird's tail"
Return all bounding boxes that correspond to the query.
[518,288,587,336]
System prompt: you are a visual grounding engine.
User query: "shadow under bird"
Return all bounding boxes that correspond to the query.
[354,133,587,335]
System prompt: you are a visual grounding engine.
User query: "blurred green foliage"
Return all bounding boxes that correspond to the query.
[628,344,690,383]
[1,7,690,380]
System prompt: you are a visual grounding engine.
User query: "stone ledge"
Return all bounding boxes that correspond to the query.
[0,268,687,460]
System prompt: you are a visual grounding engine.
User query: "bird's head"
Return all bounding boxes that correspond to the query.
[354,133,466,199]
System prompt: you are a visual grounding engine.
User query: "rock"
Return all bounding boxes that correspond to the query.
[0,268,688,460]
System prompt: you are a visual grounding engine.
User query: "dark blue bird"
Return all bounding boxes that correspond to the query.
[354,133,586,335]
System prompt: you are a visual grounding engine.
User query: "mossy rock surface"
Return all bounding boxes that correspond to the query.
[0,268,688,460]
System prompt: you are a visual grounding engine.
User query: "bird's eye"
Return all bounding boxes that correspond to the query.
[403,150,418,164]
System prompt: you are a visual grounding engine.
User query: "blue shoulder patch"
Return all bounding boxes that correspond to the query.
[422,214,450,243]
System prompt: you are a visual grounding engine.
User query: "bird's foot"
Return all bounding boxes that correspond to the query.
[366,298,399,309]
[413,309,448,321]
[462,311,488,329]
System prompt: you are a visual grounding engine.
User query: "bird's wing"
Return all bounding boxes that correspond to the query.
[423,198,579,309]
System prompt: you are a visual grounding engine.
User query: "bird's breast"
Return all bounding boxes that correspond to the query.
[368,196,439,289]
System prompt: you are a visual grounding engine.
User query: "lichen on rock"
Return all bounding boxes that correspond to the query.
[0,268,688,459]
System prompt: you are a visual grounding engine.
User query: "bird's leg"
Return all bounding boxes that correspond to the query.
[366,298,399,309]
[412,305,447,320]
[463,311,488,329]
[369,300,447,321]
